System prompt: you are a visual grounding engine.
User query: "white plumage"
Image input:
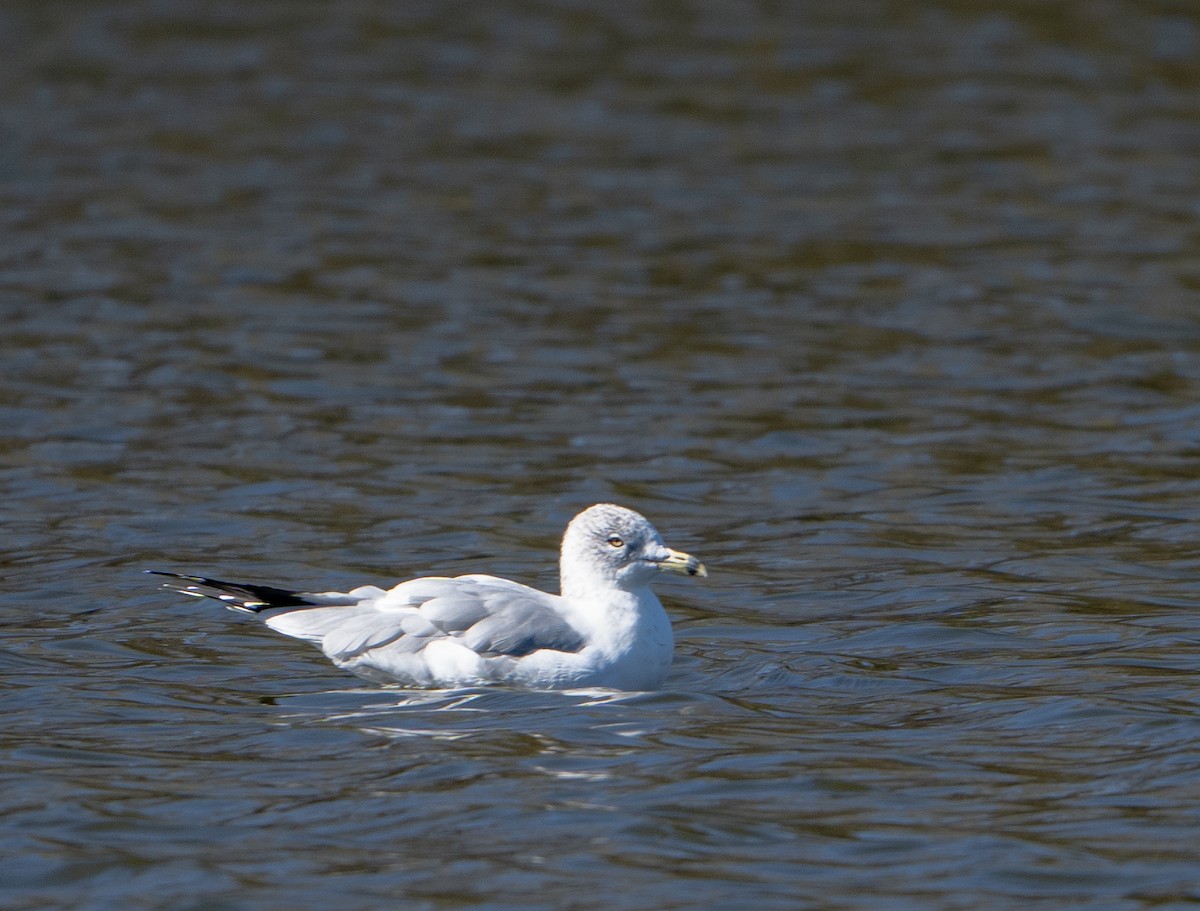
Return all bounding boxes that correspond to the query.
[151,504,706,691]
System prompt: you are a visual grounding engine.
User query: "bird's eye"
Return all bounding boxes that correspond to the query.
[606,535,625,548]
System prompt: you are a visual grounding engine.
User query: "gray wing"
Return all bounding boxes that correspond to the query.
[265,575,586,662]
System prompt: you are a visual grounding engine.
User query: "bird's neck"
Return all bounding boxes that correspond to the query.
[560,576,663,637]
[560,565,631,604]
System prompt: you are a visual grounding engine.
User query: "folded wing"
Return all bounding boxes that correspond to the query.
[272,575,585,662]
[153,571,584,661]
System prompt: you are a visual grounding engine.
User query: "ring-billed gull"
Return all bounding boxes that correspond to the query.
[149,504,706,690]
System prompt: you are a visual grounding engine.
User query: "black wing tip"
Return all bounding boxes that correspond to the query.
[146,570,314,612]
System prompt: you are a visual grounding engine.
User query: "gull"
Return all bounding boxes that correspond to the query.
[149,504,706,691]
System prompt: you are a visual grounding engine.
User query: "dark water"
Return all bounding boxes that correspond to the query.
[4,2,1200,908]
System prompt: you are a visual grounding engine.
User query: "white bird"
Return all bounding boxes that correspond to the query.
[150,504,706,691]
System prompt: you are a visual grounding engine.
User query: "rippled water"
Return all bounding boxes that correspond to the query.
[4,2,1200,908]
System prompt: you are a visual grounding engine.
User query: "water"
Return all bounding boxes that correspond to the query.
[4,1,1200,908]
